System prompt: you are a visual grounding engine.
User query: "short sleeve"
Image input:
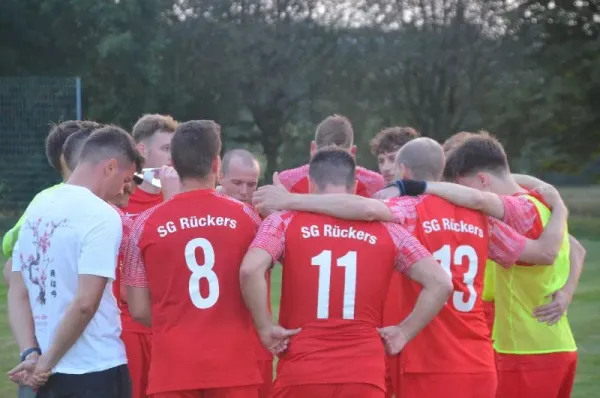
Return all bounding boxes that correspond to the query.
[356,167,386,197]
[383,222,431,273]
[249,212,288,262]
[383,196,419,233]
[501,195,539,235]
[78,207,122,280]
[114,206,133,253]
[11,239,21,272]
[122,211,150,288]
[488,218,527,268]
[242,204,262,233]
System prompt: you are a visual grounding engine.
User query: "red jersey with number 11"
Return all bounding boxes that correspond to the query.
[250,211,431,391]
[122,189,262,394]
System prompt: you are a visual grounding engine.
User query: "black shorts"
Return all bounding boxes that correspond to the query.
[36,364,131,398]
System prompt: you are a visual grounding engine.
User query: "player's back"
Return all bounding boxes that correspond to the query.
[401,195,493,373]
[136,189,261,391]
[275,211,401,390]
[279,164,385,197]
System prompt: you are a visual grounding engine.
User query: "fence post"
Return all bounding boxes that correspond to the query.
[76,77,82,120]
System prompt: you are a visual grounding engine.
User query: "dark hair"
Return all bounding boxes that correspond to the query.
[443,131,509,181]
[221,149,259,175]
[171,120,222,180]
[79,125,142,171]
[370,126,420,156]
[62,122,103,171]
[132,114,178,143]
[309,147,356,192]
[442,131,474,155]
[315,114,354,149]
[45,120,83,172]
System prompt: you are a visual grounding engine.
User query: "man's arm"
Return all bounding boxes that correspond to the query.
[398,256,453,340]
[512,174,547,189]
[38,275,109,370]
[4,258,12,285]
[240,248,275,332]
[8,271,37,353]
[533,235,586,324]
[122,216,152,327]
[252,184,392,222]
[36,210,122,371]
[423,181,506,219]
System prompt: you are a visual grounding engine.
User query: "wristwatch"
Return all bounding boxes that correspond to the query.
[20,347,41,362]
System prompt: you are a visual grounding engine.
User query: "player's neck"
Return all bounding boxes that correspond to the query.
[66,165,106,199]
[490,175,527,196]
[180,176,216,193]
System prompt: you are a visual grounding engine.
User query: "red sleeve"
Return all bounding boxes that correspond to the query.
[382,222,431,273]
[115,207,133,254]
[278,165,308,192]
[242,204,262,233]
[487,217,527,268]
[356,167,386,197]
[501,195,539,236]
[249,211,290,262]
[383,196,419,234]
[122,210,152,288]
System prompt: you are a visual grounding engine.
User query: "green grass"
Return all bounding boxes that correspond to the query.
[0,244,598,396]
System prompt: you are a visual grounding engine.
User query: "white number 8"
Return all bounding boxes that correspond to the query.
[185,238,219,309]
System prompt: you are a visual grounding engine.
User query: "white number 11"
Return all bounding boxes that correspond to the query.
[312,250,357,320]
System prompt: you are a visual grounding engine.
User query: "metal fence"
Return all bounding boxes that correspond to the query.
[0,77,81,231]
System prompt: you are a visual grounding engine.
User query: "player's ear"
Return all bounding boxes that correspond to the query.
[477,172,489,188]
[310,141,317,158]
[105,158,118,176]
[349,145,357,157]
[212,156,221,176]
[137,142,147,158]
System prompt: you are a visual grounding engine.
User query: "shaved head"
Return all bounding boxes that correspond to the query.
[221,149,259,176]
[396,137,445,181]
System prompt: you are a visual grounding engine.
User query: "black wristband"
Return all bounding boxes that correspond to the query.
[20,347,41,362]
[394,179,427,196]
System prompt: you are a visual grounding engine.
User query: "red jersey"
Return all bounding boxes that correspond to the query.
[250,211,431,391]
[279,164,385,197]
[122,189,262,394]
[116,188,163,334]
[112,206,133,306]
[384,195,528,373]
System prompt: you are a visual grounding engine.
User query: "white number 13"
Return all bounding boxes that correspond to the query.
[433,245,478,312]
[185,238,219,309]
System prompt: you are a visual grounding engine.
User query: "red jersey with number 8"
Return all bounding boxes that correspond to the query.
[122,189,262,394]
[385,195,528,374]
[250,211,431,391]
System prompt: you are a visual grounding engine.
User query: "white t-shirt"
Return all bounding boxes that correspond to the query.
[12,184,127,374]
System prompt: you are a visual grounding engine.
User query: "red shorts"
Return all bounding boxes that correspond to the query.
[272,384,384,398]
[496,351,577,398]
[257,360,273,398]
[151,386,258,398]
[385,356,397,398]
[121,331,152,398]
[399,372,497,398]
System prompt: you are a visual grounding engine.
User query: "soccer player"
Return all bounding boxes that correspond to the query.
[278,114,385,197]
[443,132,582,398]
[120,113,177,398]
[370,126,420,184]
[241,147,452,398]
[122,120,263,398]
[218,148,273,398]
[2,120,100,284]
[8,126,141,397]
[252,138,570,398]
[219,149,261,204]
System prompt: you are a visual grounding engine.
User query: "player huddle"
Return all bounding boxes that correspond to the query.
[4,114,584,398]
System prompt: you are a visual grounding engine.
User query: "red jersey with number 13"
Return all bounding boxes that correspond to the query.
[250,211,430,391]
[385,195,528,373]
[122,189,261,394]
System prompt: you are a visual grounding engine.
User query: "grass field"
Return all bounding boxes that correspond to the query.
[0,186,598,396]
